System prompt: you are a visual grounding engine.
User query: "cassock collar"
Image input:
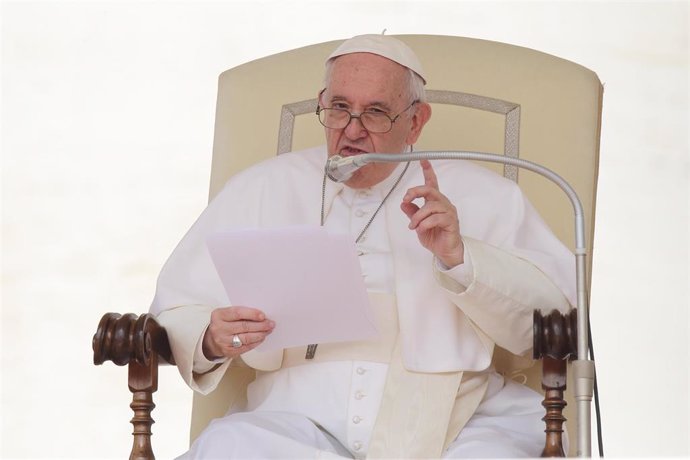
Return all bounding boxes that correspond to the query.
[339,161,412,205]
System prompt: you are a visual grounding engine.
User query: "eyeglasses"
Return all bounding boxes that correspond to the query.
[316,98,418,134]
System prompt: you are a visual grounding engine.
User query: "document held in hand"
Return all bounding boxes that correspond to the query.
[206,226,379,351]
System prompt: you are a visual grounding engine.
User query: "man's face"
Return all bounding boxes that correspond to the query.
[321,53,430,189]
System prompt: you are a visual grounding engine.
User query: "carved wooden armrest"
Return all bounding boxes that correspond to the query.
[93,313,174,460]
[93,310,577,459]
[533,308,578,457]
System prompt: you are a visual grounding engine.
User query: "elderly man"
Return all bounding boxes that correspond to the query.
[151,34,574,458]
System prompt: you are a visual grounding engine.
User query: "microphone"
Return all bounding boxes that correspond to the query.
[325,155,372,182]
[325,149,596,457]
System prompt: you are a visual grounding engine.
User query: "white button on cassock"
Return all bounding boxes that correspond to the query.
[344,362,387,458]
[354,209,366,218]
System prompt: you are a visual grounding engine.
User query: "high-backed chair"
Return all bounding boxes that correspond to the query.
[93,35,602,459]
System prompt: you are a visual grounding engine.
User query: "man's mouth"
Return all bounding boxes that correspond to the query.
[339,147,368,157]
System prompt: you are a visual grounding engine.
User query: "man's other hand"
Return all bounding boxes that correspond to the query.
[203,306,275,359]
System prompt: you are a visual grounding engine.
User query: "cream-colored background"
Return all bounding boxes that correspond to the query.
[2,1,688,458]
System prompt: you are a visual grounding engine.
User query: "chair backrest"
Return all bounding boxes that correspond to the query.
[194,35,603,455]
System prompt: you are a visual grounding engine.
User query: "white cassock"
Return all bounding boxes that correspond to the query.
[150,146,575,459]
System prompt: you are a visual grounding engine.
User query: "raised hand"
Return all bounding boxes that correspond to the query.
[400,160,464,268]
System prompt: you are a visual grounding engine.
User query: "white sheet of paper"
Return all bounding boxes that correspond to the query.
[206,226,379,351]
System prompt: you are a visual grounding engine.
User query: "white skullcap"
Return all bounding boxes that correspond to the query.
[327,34,427,85]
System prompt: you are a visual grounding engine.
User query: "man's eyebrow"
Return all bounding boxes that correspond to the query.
[366,101,393,111]
[328,95,393,111]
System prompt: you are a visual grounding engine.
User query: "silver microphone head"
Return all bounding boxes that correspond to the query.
[325,155,367,182]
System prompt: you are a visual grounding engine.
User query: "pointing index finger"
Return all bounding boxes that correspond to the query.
[420,159,439,190]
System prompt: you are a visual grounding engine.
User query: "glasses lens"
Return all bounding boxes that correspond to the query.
[360,113,392,133]
[319,108,349,129]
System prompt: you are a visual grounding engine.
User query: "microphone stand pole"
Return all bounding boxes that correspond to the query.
[327,151,596,457]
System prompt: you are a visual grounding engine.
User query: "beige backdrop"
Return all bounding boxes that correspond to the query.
[2,1,688,458]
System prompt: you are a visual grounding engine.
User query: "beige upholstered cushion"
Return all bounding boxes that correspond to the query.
[195,35,603,455]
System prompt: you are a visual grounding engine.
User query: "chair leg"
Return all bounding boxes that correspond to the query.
[128,354,158,460]
[533,309,577,457]
[541,357,567,457]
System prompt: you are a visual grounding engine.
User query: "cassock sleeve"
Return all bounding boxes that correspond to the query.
[434,236,571,356]
[155,305,232,394]
[428,167,575,358]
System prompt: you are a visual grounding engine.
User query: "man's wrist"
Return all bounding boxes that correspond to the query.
[202,329,223,360]
[438,243,465,269]
[193,325,228,374]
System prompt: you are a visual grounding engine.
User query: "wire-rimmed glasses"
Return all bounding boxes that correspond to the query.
[316,99,418,134]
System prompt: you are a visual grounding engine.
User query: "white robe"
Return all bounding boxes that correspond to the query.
[150,145,574,457]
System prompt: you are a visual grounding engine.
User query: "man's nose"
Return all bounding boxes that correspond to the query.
[343,115,368,139]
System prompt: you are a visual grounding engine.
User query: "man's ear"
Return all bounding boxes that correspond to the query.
[405,102,432,145]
